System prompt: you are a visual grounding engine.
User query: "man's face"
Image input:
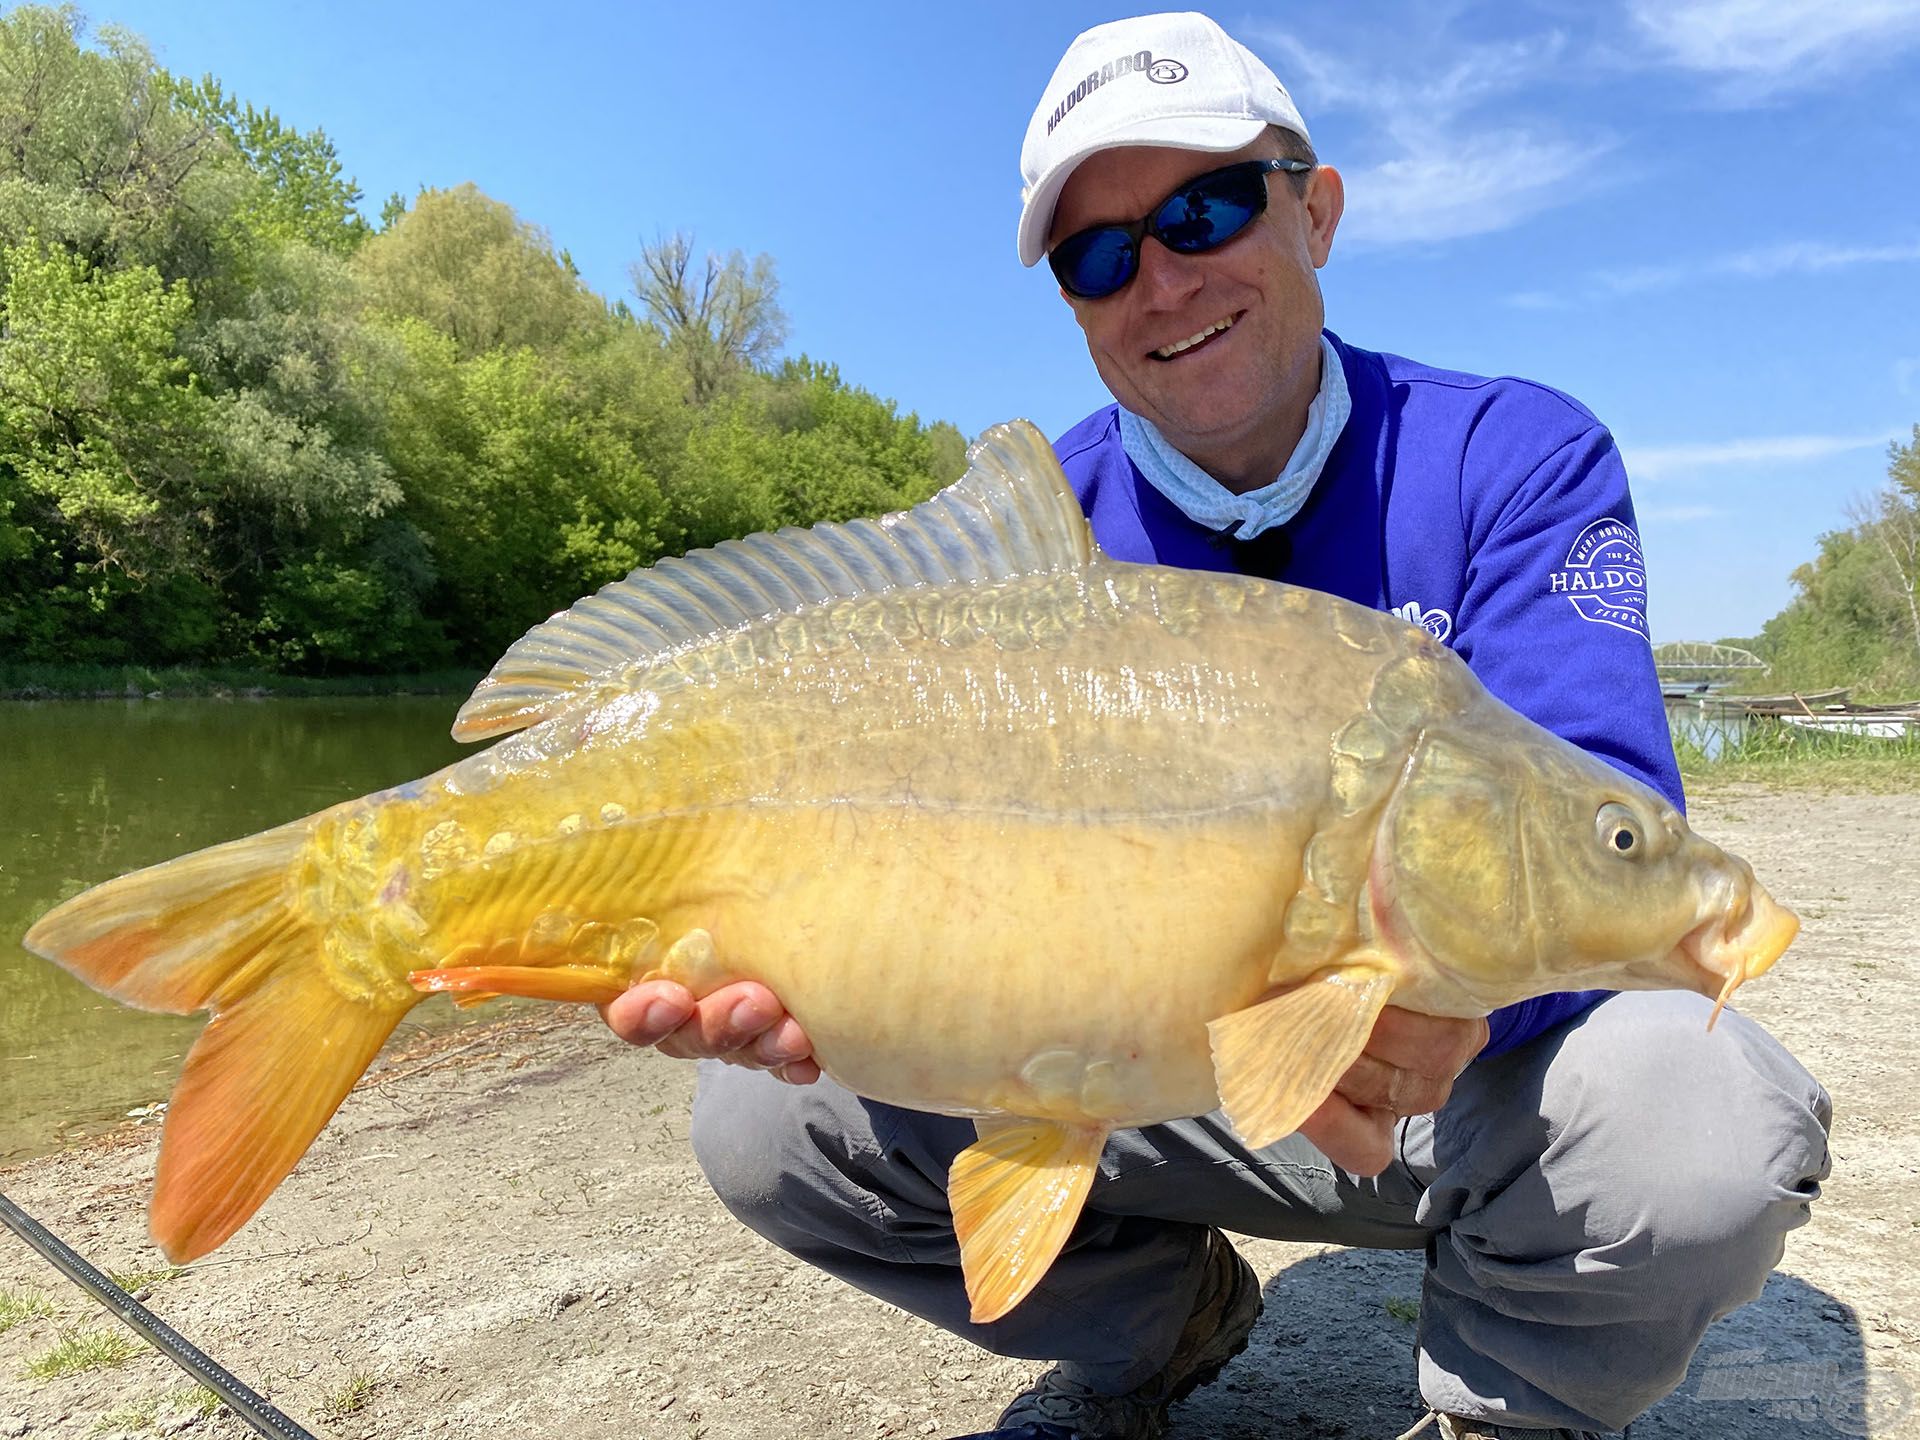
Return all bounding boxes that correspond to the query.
[1048,138,1344,476]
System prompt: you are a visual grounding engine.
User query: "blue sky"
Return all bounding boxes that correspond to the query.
[79,0,1920,642]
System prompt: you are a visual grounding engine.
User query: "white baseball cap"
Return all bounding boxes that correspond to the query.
[1017,12,1311,266]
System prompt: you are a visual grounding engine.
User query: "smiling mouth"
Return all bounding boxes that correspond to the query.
[1151,313,1238,361]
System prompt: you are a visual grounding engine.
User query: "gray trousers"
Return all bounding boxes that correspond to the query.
[688,991,1832,1434]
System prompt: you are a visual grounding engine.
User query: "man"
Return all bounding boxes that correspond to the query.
[604,13,1832,1439]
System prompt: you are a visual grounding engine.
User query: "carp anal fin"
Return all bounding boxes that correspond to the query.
[453,419,1097,741]
[950,1116,1108,1324]
[410,914,662,1007]
[1207,964,1396,1150]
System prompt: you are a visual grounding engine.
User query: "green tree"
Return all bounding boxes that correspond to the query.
[669,359,966,550]
[0,233,214,659]
[0,6,238,280]
[379,317,682,659]
[166,74,369,256]
[630,232,787,404]
[354,184,606,358]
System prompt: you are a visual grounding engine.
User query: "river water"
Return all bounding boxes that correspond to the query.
[0,697,510,1162]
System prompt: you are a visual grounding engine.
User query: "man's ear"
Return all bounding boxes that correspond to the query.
[1305,165,1345,268]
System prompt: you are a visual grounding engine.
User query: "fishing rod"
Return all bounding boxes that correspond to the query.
[0,1191,320,1440]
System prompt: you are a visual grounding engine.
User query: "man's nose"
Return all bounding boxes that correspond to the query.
[1131,236,1206,307]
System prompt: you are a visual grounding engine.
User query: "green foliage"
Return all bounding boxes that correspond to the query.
[0,7,238,279]
[355,183,606,357]
[166,73,368,255]
[0,1288,53,1335]
[1750,429,1920,701]
[1673,716,1920,793]
[0,7,969,679]
[631,231,788,404]
[21,1324,140,1378]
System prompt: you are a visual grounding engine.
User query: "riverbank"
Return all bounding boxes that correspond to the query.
[1,788,1916,1440]
[0,666,482,702]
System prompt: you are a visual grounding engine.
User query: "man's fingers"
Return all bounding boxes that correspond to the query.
[1296,1092,1397,1177]
[750,1015,814,1069]
[1335,1054,1456,1118]
[600,979,695,1048]
[602,979,788,1058]
[1365,1007,1489,1078]
[653,981,786,1059]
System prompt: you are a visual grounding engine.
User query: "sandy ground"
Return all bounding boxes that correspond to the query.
[0,787,1915,1440]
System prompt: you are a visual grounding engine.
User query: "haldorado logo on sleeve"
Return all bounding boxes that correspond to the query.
[1549,518,1649,639]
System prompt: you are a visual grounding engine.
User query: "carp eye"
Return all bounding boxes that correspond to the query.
[1597,802,1643,859]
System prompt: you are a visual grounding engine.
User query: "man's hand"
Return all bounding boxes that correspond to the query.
[1295,1006,1489,1176]
[600,979,821,1085]
[600,986,1484,1158]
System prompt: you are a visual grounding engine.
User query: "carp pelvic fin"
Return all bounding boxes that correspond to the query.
[1207,963,1396,1150]
[950,1116,1109,1324]
[452,419,1098,741]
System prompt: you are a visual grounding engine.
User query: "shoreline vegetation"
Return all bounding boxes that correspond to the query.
[0,9,967,687]
[0,662,483,701]
[1673,724,1920,790]
[5,663,1913,791]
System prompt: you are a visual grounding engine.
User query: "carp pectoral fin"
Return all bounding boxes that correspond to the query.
[1207,964,1396,1150]
[408,963,628,1006]
[950,1117,1109,1325]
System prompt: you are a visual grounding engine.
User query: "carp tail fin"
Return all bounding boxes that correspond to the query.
[23,820,418,1261]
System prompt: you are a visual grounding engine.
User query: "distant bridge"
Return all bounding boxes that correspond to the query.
[1652,642,1768,685]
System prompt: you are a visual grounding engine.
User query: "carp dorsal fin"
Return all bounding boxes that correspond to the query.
[452,419,1095,741]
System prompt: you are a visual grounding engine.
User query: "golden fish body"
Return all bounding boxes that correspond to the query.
[333,566,1356,1128]
[25,422,1797,1322]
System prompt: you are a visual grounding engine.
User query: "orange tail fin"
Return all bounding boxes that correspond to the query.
[23,821,418,1261]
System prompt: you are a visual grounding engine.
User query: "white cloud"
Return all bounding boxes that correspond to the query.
[1243,25,1605,250]
[1339,132,1606,250]
[1599,238,1920,294]
[1623,431,1899,481]
[1627,0,1920,93]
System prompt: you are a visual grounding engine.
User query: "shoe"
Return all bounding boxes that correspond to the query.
[1432,1413,1611,1440]
[991,1228,1261,1440]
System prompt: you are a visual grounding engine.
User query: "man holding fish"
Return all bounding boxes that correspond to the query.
[605,12,1833,1440]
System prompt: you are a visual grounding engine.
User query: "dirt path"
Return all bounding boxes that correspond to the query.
[1,788,1915,1440]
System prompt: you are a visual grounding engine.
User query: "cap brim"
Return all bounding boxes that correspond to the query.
[1016,115,1269,267]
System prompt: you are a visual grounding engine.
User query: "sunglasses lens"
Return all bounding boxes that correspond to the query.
[1052,228,1138,300]
[1154,168,1265,254]
[1046,163,1278,300]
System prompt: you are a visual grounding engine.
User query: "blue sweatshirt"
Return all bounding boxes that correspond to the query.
[1052,331,1682,1060]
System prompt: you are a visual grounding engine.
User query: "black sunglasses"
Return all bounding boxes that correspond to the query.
[1048,158,1313,301]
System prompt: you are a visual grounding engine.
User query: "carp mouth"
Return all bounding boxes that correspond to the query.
[1672,878,1799,1027]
